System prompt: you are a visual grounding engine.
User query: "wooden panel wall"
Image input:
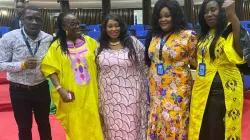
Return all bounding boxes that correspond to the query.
[184,0,194,24]
[193,5,201,25]
[0,9,16,27]
[1,2,250,34]
[111,9,136,25]
[0,8,137,34]
[243,0,250,20]
[235,0,244,20]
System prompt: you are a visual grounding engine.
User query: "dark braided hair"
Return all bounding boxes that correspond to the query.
[198,0,228,60]
[98,13,138,65]
[51,12,71,55]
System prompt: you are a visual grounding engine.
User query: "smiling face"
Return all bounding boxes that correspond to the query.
[106,19,120,41]
[63,14,81,39]
[158,7,173,33]
[204,1,220,29]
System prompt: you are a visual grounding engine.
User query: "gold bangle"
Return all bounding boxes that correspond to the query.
[21,62,26,70]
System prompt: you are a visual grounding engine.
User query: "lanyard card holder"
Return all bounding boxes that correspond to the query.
[26,72,35,83]
[198,63,206,77]
[198,49,206,77]
[156,63,164,76]
[156,33,172,76]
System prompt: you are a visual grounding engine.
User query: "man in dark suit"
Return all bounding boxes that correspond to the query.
[10,2,25,31]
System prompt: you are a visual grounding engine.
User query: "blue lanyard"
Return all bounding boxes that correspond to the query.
[201,48,205,63]
[21,29,40,56]
[159,33,172,61]
[200,33,214,63]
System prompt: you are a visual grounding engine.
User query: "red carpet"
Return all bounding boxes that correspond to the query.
[245,90,250,99]
[0,112,65,140]
[244,76,250,99]
[0,84,12,112]
[0,72,8,84]
[242,99,250,139]
[0,72,11,112]
[0,72,65,139]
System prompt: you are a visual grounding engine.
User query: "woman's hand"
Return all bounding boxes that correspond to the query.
[222,0,243,57]
[49,73,73,103]
[222,0,235,17]
[58,88,72,103]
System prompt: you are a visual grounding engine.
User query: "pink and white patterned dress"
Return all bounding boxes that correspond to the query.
[97,37,148,140]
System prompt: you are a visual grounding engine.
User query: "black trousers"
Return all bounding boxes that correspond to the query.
[9,80,52,140]
[199,74,226,140]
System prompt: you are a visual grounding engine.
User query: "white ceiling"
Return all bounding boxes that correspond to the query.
[0,0,203,9]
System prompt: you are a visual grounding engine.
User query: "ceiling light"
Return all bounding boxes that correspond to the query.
[1,10,7,15]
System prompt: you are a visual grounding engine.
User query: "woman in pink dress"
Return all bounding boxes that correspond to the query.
[96,13,148,140]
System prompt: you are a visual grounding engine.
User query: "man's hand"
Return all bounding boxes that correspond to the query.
[23,56,38,69]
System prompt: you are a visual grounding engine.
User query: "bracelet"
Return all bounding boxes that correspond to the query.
[56,85,62,91]
[21,61,26,70]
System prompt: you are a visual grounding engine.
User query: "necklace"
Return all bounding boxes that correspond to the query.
[109,41,120,46]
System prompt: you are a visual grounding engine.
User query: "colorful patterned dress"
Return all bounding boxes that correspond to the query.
[41,36,104,140]
[97,37,148,140]
[147,30,197,140]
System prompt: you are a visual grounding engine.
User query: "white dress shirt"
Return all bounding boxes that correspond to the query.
[0,28,53,86]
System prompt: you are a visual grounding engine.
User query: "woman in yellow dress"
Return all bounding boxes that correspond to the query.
[188,0,249,140]
[41,13,103,140]
[146,0,198,139]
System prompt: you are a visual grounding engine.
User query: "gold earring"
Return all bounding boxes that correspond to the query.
[65,31,68,36]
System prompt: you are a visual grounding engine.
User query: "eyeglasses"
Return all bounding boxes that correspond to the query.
[68,22,80,28]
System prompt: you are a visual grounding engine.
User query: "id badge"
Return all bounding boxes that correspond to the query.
[198,63,206,77]
[156,63,164,76]
[26,73,35,83]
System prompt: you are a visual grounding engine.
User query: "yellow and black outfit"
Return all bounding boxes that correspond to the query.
[189,25,247,140]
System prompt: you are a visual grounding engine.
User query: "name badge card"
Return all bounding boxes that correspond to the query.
[198,63,206,77]
[156,63,164,76]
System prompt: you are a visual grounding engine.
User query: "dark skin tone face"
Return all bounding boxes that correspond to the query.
[204,1,220,29]
[62,14,81,41]
[16,2,25,17]
[21,9,43,39]
[106,19,120,42]
[159,7,173,33]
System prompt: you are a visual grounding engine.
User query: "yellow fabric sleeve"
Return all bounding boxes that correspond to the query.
[188,32,198,68]
[224,33,245,64]
[41,40,61,77]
